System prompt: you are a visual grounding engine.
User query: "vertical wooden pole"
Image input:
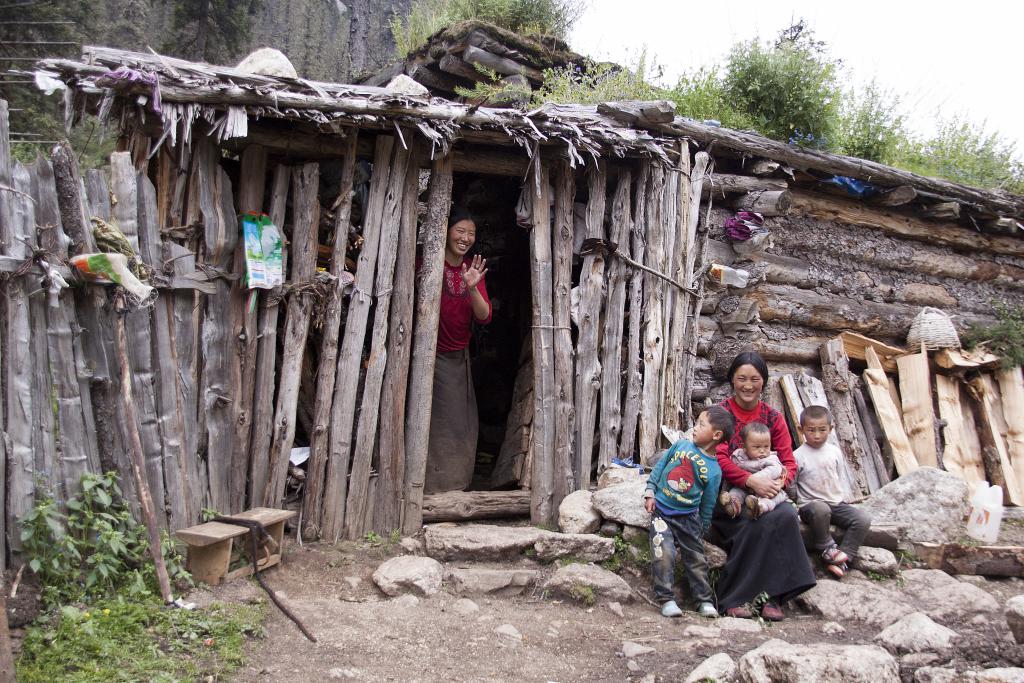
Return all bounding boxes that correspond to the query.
[574,161,607,487]
[551,160,576,504]
[263,163,321,507]
[345,141,413,539]
[402,154,453,534]
[375,145,420,533]
[597,169,633,470]
[530,162,556,524]
[619,164,649,460]
[639,164,666,460]
[248,165,290,507]
[663,143,692,431]
[322,136,395,541]
[679,151,710,427]
[0,576,12,683]
[302,133,358,539]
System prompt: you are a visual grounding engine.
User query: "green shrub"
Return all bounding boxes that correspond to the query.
[963,303,1024,368]
[836,80,906,163]
[533,53,662,106]
[666,66,756,131]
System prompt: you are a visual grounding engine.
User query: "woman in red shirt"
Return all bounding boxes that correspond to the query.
[712,351,816,620]
[424,211,492,493]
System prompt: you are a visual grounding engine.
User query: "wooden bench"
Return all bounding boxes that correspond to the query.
[175,507,296,586]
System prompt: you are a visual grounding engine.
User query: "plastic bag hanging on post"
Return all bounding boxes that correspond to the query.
[242,212,284,289]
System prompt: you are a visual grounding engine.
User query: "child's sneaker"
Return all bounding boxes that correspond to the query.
[697,602,719,618]
[825,562,847,579]
[821,545,849,565]
[661,600,683,618]
[719,492,740,518]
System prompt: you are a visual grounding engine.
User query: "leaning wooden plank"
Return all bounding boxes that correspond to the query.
[574,161,607,487]
[678,152,712,427]
[819,339,877,495]
[111,152,167,525]
[638,164,666,461]
[301,134,357,539]
[491,342,533,489]
[896,349,939,468]
[374,142,419,534]
[597,168,632,472]
[657,166,679,433]
[863,347,919,476]
[401,155,454,534]
[4,162,37,549]
[969,376,1023,505]
[838,331,904,373]
[997,367,1024,497]
[663,144,691,432]
[262,163,321,508]
[421,490,531,522]
[230,145,267,511]
[619,164,648,459]
[935,374,986,488]
[248,165,290,508]
[321,137,394,541]
[779,374,807,446]
[30,157,100,501]
[551,160,576,501]
[529,162,556,525]
[345,141,413,540]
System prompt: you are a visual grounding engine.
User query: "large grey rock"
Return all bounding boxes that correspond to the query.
[372,555,443,596]
[385,74,429,97]
[874,612,957,655]
[738,639,899,682]
[796,577,915,628]
[719,616,762,633]
[685,652,736,683]
[236,47,298,78]
[860,467,969,544]
[558,490,601,534]
[854,547,899,577]
[424,523,546,561]
[545,563,634,603]
[966,670,1024,683]
[598,466,642,490]
[592,477,651,528]
[1005,594,1024,644]
[494,623,522,643]
[444,567,540,596]
[534,533,614,562]
[914,668,959,683]
[901,653,944,670]
[901,569,1000,621]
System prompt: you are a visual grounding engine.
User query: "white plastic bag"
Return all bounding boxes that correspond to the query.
[966,481,1004,544]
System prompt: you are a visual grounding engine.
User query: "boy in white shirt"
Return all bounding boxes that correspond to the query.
[794,406,872,579]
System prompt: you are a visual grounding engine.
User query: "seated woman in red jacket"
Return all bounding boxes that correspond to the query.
[424,209,492,494]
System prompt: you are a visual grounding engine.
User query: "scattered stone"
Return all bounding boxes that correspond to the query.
[626,659,642,673]
[738,638,899,682]
[236,47,298,78]
[343,576,361,590]
[607,602,624,618]
[494,623,522,643]
[545,563,634,603]
[621,525,646,543]
[1005,595,1024,644]
[385,74,429,97]
[854,547,899,577]
[622,641,655,658]
[959,575,990,586]
[327,668,361,680]
[372,555,443,596]
[534,533,614,562]
[684,652,736,683]
[875,612,957,655]
[683,624,722,639]
[718,616,762,633]
[600,521,623,537]
[914,668,959,683]
[796,577,915,628]
[822,621,846,636]
[966,669,1024,683]
[444,567,540,596]
[973,614,989,626]
[424,524,546,561]
[592,478,651,528]
[859,467,968,544]
[705,542,728,570]
[863,523,910,552]
[901,653,944,669]
[901,569,999,621]
[639,675,656,683]
[558,490,601,534]
[598,466,642,490]
[399,537,423,554]
[451,598,479,615]
[391,594,419,608]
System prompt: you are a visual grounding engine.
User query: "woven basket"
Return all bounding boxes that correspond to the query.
[906,307,961,351]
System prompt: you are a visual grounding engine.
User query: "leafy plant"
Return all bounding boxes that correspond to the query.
[20,472,191,606]
[568,582,595,606]
[836,79,906,163]
[666,66,757,131]
[962,303,1024,368]
[454,64,533,107]
[533,53,663,106]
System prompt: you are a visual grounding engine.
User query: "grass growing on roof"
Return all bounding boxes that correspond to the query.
[17,599,265,682]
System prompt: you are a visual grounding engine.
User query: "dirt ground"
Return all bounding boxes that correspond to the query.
[181,533,1024,683]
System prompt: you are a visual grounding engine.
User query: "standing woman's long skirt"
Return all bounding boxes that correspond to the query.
[425,348,478,494]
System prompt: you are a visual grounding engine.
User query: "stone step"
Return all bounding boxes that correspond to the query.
[423,523,615,563]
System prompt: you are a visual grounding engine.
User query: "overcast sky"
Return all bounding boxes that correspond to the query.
[570,1,1024,153]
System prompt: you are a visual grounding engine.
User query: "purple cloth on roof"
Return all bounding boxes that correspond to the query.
[95,67,162,113]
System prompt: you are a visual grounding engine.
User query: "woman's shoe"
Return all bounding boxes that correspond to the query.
[760,602,785,622]
[724,605,753,619]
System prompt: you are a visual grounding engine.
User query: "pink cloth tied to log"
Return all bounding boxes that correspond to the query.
[95,67,162,113]
[723,211,764,242]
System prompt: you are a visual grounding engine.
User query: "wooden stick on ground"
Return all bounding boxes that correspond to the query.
[113,291,173,603]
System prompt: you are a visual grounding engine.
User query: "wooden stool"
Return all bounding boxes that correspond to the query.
[175,507,296,586]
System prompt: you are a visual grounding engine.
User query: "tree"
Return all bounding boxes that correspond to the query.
[164,0,264,64]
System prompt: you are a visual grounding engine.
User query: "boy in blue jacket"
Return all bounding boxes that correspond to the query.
[643,405,733,618]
